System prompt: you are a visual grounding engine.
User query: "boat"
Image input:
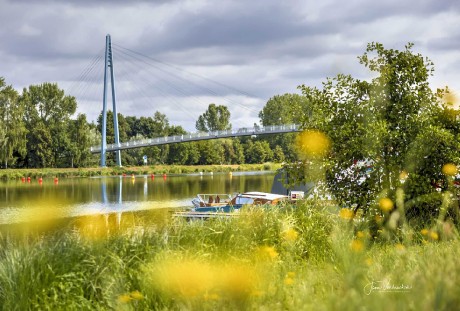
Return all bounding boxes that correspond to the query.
[191,193,234,211]
[174,192,290,219]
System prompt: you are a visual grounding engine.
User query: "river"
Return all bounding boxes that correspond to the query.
[0,171,277,226]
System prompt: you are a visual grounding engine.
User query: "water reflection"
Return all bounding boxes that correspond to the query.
[0,172,276,225]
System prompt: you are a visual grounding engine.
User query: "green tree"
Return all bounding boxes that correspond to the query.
[259,93,308,126]
[196,103,231,132]
[273,145,285,163]
[258,93,308,161]
[0,78,27,168]
[244,140,273,164]
[68,114,93,167]
[293,42,459,219]
[21,83,77,168]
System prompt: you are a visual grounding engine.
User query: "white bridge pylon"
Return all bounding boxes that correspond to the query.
[90,124,301,154]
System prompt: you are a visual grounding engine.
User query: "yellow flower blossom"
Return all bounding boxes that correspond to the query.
[339,208,354,220]
[284,277,295,285]
[442,163,457,176]
[117,294,131,303]
[256,246,279,260]
[282,228,299,241]
[395,243,405,252]
[356,231,365,239]
[350,239,364,252]
[130,291,143,300]
[379,198,394,213]
[429,231,439,240]
[421,228,429,235]
[296,130,331,158]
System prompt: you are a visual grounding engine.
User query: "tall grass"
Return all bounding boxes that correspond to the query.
[0,200,458,310]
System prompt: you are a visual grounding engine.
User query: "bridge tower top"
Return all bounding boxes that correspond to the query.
[100,34,122,167]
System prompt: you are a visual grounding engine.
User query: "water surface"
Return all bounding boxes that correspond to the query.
[0,172,276,225]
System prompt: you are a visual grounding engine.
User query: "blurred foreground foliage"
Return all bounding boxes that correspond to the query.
[0,200,458,310]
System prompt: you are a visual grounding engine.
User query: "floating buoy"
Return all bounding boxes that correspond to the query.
[27,177,31,183]
[199,172,203,176]
[21,177,25,182]
[38,177,43,183]
[150,174,155,179]
[54,177,59,184]
[131,174,135,179]
[163,173,167,180]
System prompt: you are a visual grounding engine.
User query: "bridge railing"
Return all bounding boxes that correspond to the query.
[90,124,301,153]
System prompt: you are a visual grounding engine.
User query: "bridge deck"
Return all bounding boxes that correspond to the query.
[90,124,301,153]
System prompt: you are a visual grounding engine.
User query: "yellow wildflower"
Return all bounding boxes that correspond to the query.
[442,163,457,176]
[219,265,257,301]
[284,277,295,285]
[117,294,131,303]
[130,290,143,300]
[256,246,279,260]
[287,271,295,278]
[379,198,394,213]
[356,231,365,239]
[339,208,354,220]
[429,231,439,240]
[282,228,299,241]
[350,239,364,252]
[395,243,405,252]
[296,130,331,158]
[421,228,429,235]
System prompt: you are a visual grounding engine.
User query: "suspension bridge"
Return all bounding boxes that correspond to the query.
[82,35,302,166]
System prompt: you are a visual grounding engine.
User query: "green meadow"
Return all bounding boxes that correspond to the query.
[0,199,458,310]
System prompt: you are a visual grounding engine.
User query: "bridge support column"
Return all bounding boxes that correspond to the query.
[100,34,122,167]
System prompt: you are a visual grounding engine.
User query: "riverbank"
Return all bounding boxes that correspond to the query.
[0,163,282,180]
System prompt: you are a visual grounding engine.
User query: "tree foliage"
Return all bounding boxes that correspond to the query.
[292,42,460,220]
[0,78,27,168]
[196,103,231,132]
[20,83,77,167]
[258,93,309,162]
[0,78,296,168]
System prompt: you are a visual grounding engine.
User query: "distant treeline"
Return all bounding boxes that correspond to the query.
[0,78,305,168]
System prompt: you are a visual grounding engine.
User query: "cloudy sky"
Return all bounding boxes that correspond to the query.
[1,0,459,131]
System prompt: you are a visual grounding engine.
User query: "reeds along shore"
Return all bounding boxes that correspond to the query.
[0,200,458,310]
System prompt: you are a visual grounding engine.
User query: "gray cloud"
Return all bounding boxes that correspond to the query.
[1,0,459,131]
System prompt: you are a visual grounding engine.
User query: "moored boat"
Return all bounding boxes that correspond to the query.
[174,192,290,219]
